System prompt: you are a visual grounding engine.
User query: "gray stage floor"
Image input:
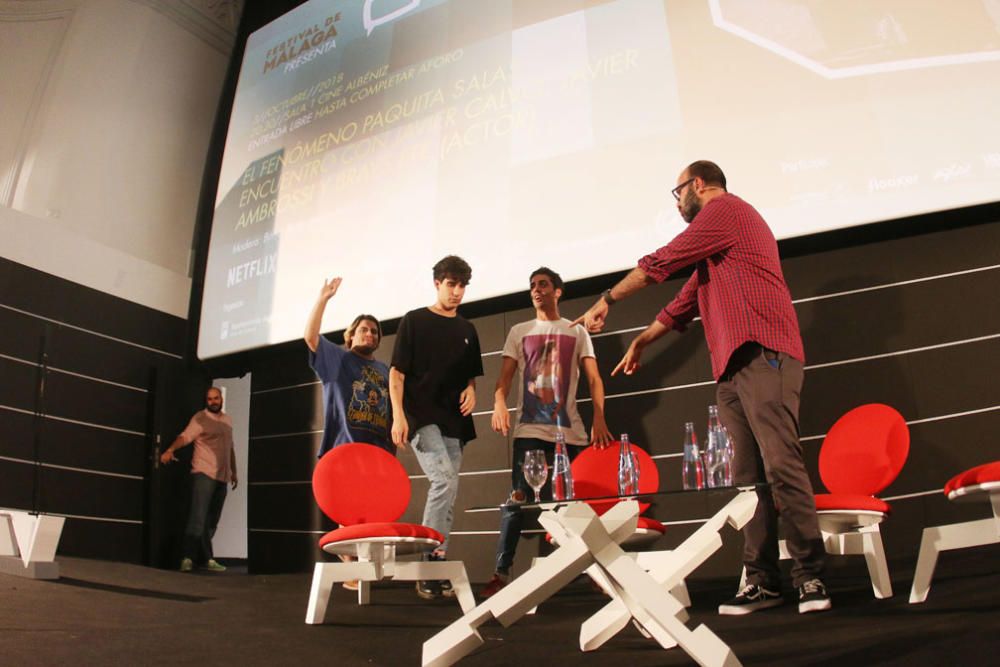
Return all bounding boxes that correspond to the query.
[2,548,998,666]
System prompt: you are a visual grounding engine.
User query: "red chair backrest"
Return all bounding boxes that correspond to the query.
[571,442,660,515]
[312,443,410,525]
[819,404,909,496]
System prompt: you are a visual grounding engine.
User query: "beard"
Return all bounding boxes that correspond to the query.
[206,403,222,413]
[352,343,376,356]
[680,190,702,223]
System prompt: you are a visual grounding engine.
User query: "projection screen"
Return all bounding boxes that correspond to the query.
[198,0,1000,359]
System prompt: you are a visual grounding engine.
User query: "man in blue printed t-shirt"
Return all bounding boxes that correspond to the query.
[305,276,392,458]
[305,276,392,592]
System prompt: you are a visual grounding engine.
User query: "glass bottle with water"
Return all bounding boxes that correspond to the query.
[618,433,639,496]
[718,425,734,487]
[682,422,704,490]
[552,430,575,500]
[705,405,722,488]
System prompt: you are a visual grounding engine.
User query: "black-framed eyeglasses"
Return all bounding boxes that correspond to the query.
[671,178,695,201]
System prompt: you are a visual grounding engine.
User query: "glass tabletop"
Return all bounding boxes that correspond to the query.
[464,484,765,513]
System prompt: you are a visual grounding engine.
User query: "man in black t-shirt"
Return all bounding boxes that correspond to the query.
[390,255,483,599]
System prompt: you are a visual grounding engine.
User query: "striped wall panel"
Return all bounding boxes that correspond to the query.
[0,256,190,564]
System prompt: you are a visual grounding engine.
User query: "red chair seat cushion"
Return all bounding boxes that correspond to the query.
[944,461,1000,496]
[814,493,891,514]
[318,522,443,548]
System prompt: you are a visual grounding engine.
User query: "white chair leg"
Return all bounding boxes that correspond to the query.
[909,525,942,604]
[861,526,893,599]
[358,579,371,605]
[306,563,337,624]
[908,516,1000,603]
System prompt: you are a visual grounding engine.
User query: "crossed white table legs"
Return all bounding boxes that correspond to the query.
[423,491,758,667]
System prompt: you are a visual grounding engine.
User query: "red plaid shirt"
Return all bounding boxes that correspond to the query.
[637,193,804,380]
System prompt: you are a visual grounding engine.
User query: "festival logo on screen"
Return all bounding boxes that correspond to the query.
[521,334,576,428]
[261,1,423,75]
[263,12,342,74]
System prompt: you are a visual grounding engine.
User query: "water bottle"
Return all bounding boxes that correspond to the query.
[703,430,718,488]
[705,405,721,487]
[682,422,704,490]
[552,430,574,500]
[618,433,639,496]
[719,425,734,487]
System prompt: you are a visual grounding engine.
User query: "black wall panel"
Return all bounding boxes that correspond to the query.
[0,256,194,565]
[243,219,1000,583]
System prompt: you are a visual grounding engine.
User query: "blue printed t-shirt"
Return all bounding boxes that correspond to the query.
[309,336,392,457]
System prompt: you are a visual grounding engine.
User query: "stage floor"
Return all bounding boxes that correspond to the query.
[2,548,998,666]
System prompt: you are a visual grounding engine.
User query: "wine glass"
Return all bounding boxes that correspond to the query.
[522,450,549,503]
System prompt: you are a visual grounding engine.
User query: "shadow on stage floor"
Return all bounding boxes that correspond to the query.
[2,547,997,666]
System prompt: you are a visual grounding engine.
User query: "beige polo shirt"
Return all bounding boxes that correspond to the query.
[179,409,234,482]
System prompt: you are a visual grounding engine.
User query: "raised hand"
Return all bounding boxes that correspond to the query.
[319,276,342,301]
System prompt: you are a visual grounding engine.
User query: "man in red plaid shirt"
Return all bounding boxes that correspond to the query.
[575,160,831,615]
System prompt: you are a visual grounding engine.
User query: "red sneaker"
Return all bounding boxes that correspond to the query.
[479,573,509,599]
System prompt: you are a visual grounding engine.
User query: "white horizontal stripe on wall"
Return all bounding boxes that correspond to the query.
[0,351,148,393]
[0,506,142,525]
[0,403,146,437]
[0,302,182,359]
[0,455,144,481]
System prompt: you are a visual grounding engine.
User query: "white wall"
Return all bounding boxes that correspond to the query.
[213,375,249,559]
[0,0,236,317]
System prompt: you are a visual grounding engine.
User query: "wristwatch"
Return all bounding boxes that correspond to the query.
[601,289,617,306]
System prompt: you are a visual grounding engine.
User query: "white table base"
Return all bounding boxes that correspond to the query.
[423,491,757,667]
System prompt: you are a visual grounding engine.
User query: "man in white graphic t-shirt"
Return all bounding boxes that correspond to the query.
[481,267,613,598]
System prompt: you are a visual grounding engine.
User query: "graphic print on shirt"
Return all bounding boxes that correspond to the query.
[347,364,389,435]
[521,333,576,428]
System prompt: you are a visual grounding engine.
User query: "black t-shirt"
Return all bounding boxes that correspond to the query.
[391,307,484,442]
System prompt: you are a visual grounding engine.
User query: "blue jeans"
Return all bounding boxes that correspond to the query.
[411,424,463,554]
[182,472,227,563]
[495,437,580,574]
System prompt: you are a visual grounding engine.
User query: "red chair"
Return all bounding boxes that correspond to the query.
[304,443,474,624]
[795,403,909,598]
[909,460,1000,603]
[571,442,665,547]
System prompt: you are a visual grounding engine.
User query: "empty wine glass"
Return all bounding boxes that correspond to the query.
[522,450,548,503]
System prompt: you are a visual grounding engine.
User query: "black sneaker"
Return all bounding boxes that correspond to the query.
[798,578,832,614]
[439,579,456,598]
[416,580,441,600]
[718,584,784,615]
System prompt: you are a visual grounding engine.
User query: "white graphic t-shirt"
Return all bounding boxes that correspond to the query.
[503,318,595,446]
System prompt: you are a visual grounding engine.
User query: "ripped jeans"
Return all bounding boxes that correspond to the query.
[411,424,463,554]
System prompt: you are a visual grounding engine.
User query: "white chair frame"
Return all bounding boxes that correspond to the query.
[908,481,1000,604]
[305,538,475,624]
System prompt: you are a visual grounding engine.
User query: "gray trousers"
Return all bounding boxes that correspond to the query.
[716,343,825,588]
